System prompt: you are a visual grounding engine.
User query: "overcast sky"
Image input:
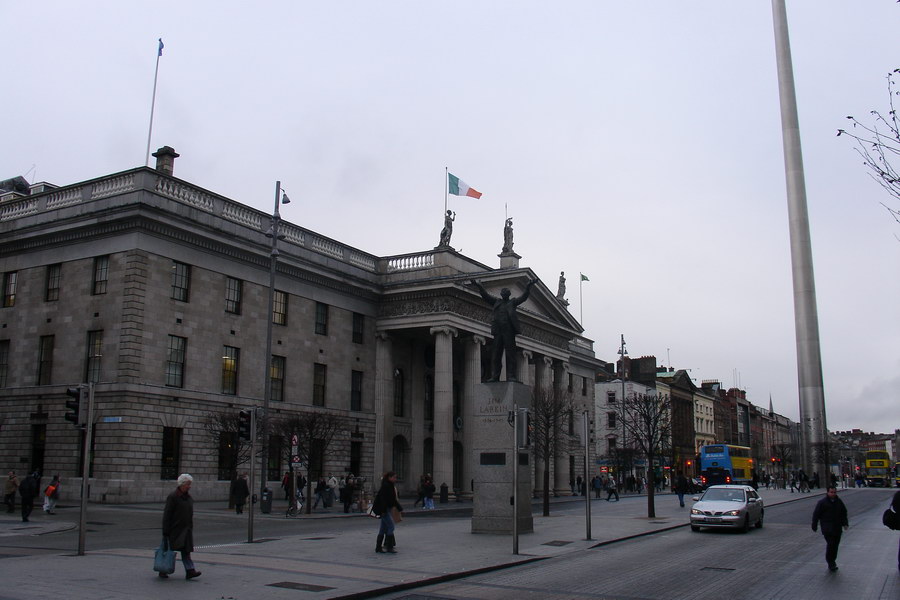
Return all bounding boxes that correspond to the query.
[3,2,898,435]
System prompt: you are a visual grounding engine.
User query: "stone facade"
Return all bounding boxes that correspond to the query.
[0,158,601,503]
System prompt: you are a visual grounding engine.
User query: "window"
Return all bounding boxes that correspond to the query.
[270,355,286,402]
[393,369,404,417]
[267,436,282,481]
[352,312,364,344]
[31,424,46,476]
[92,256,109,295]
[607,412,616,428]
[171,261,191,302]
[568,373,573,392]
[0,340,9,387]
[273,290,288,325]
[217,432,238,481]
[225,277,242,314]
[37,335,54,385]
[607,391,617,404]
[222,346,240,394]
[166,335,186,388]
[86,330,103,383]
[351,370,363,411]
[313,363,327,406]
[315,302,328,335]
[582,377,588,396]
[160,427,182,480]
[2,271,17,307]
[608,438,617,454]
[45,264,61,302]
[350,441,362,477]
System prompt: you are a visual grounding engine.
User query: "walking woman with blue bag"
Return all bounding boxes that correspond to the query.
[160,473,201,580]
[373,471,403,553]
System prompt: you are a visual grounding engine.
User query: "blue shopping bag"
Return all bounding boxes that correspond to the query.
[154,537,176,574]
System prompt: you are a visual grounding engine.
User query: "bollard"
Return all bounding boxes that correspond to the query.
[439,482,449,503]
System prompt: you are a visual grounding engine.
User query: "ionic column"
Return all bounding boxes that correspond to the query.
[374,332,393,481]
[518,350,532,386]
[554,360,571,495]
[430,326,457,494]
[461,335,485,499]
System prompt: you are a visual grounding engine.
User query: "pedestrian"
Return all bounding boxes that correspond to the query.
[373,471,403,554]
[327,473,339,507]
[230,472,249,514]
[422,477,436,510]
[789,472,797,493]
[674,470,689,508]
[576,475,583,496]
[891,489,900,573]
[812,472,820,489]
[413,474,425,508]
[42,474,60,514]
[313,478,327,509]
[606,477,619,502]
[811,486,849,572]
[281,471,291,502]
[593,476,603,499]
[18,471,40,522]
[160,473,201,580]
[4,471,18,513]
[341,474,355,513]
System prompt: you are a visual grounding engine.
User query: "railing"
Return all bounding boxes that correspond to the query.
[1,168,383,274]
[386,252,435,272]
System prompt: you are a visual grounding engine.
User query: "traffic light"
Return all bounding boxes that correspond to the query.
[65,386,84,426]
[238,409,252,441]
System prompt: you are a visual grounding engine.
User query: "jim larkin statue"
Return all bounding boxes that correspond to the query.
[471,278,537,382]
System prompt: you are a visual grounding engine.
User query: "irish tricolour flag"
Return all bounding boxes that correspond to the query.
[448,173,482,199]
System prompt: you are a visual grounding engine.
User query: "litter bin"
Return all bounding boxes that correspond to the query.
[260,488,273,514]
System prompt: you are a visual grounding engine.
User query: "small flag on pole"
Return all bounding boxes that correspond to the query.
[448,173,482,199]
[580,273,589,282]
[158,38,164,56]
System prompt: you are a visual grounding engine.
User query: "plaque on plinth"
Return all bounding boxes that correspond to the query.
[471,381,533,534]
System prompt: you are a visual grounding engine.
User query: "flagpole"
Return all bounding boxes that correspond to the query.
[579,273,584,324]
[144,38,163,166]
[444,166,448,214]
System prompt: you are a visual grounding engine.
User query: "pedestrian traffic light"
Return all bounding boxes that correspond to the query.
[65,386,84,426]
[238,409,252,441]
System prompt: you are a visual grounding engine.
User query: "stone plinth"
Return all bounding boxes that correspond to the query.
[471,381,533,534]
[498,251,520,269]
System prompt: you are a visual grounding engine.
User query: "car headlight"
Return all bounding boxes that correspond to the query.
[724,510,741,516]
[690,508,702,515]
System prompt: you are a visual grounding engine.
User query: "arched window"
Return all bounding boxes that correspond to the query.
[392,435,410,482]
[423,437,434,478]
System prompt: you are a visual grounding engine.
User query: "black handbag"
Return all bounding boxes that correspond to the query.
[882,506,899,531]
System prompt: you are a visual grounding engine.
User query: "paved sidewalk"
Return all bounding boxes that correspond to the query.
[1,487,808,600]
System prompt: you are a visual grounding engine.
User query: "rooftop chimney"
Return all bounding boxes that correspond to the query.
[151,146,180,176]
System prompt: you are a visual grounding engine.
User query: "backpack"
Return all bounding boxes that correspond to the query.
[883,505,900,531]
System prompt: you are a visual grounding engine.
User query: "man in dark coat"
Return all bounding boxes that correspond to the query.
[471,279,537,382]
[161,473,201,580]
[18,472,40,522]
[674,471,689,507]
[230,473,249,514]
[811,486,849,572]
[373,471,403,553]
[892,490,900,573]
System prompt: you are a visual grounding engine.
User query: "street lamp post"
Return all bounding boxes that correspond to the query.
[260,181,290,501]
[618,335,628,484]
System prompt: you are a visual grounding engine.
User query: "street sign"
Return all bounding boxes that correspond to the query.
[291,455,302,465]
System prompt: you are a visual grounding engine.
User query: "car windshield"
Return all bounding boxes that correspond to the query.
[702,488,745,502]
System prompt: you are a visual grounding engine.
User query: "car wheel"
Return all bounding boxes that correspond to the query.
[755,510,764,529]
[741,515,750,533]
[690,525,700,532]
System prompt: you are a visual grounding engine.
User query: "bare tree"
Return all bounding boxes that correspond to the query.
[621,392,672,518]
[271,410,348,514]
[607,446,637,487]
[201,410,253,482]
[772,442,794,484]
[837,68,900,228]
[530,385,574,516]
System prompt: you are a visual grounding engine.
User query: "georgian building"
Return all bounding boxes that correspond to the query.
[0,148,602,503]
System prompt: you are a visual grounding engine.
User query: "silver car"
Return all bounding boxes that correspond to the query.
[689,484,764,533]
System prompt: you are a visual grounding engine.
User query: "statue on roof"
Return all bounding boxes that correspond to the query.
[501,218,514,253]
[438,210,455,247]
